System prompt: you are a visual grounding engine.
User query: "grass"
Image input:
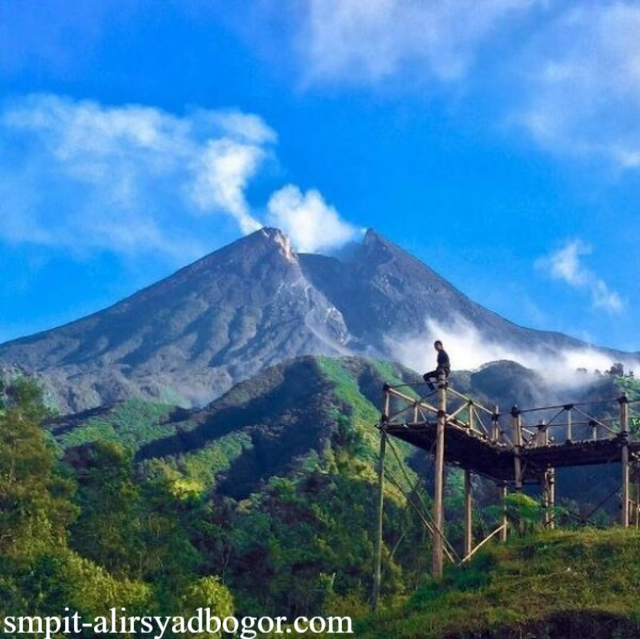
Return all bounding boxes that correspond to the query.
[316,357,381,426]
[316,357,419,484]
[357,528,640,638]
[57,398,176,452]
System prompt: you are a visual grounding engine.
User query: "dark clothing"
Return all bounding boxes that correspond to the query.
[437,349,450,371]
[423,349,451,390]
[423,366,450,383]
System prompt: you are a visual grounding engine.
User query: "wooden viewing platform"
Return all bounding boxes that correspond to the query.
[371,375,640,610]
[385,419,640,482]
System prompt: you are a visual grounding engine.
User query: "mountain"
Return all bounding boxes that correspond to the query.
[301,230,580,351]
[0,229,350,412]
[0,228,630,412]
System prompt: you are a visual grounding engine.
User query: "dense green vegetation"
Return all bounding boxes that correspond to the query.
[0,378,233,637]
[0,359,437,634]
[141,430,254,496]
[197,357,434,615]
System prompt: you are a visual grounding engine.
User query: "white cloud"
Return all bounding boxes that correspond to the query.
[0,94,274,259]
[538,239,588,287]
[517,3,640,167]
[535,240,623,313]
[385,315,638,387]
[0,94,359,261]
[206,110,277,145]
[295,0,539,86]
[266,185,361,253]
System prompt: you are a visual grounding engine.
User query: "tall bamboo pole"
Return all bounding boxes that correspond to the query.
[636,468,640,530]
[512,406,523,493]
[464,469,473,558]
[543,467,556,529]
[432,373,447,579]
[492,405,500,443]
[372,390,390,611]
[542,471,549,528]
[620,393,630,528]
[500,483,508,542]
[548,468,556,530]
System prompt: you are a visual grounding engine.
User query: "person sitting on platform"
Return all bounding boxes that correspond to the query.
[423,340,451,391]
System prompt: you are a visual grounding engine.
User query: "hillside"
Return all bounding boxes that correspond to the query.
[50,356,420,498]
[23,355,640,619]
[1,228,632,413]
[358,529,640,638]
[46,355,433,615]
[49,357,629,509]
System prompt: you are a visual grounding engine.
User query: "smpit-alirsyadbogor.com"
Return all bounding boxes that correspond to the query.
[2,608,354,638]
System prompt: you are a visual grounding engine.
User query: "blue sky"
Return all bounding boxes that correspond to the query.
[1,0,640,351]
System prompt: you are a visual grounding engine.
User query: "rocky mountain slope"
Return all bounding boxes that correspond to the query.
[0,228,630,412]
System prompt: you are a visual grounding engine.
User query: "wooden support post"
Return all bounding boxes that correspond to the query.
[620,393,630,528]
[540,419,547,447]
[492,405,500,443]
[462,525,505,563]
[500,483,508,542]
[372,427,386,611]
[636,469,640,530]
[512,406,523,493]
[543,468,556,529]
[372,390,390,611]
[549,468,556,530]
[464,469,473,558]
[542,471,549,527]
[432,372,447,579]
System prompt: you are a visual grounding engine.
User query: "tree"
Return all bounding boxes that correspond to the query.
[0,380,76,568]
[0,378,78,621]
[503,494,545,536]
[70,442,146,577]
[178,577,234,638]
[608,363,625,376]
[0,376,224,627]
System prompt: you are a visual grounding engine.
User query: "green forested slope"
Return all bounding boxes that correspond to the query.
[2,358,436,627]
[0,378,233,637]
